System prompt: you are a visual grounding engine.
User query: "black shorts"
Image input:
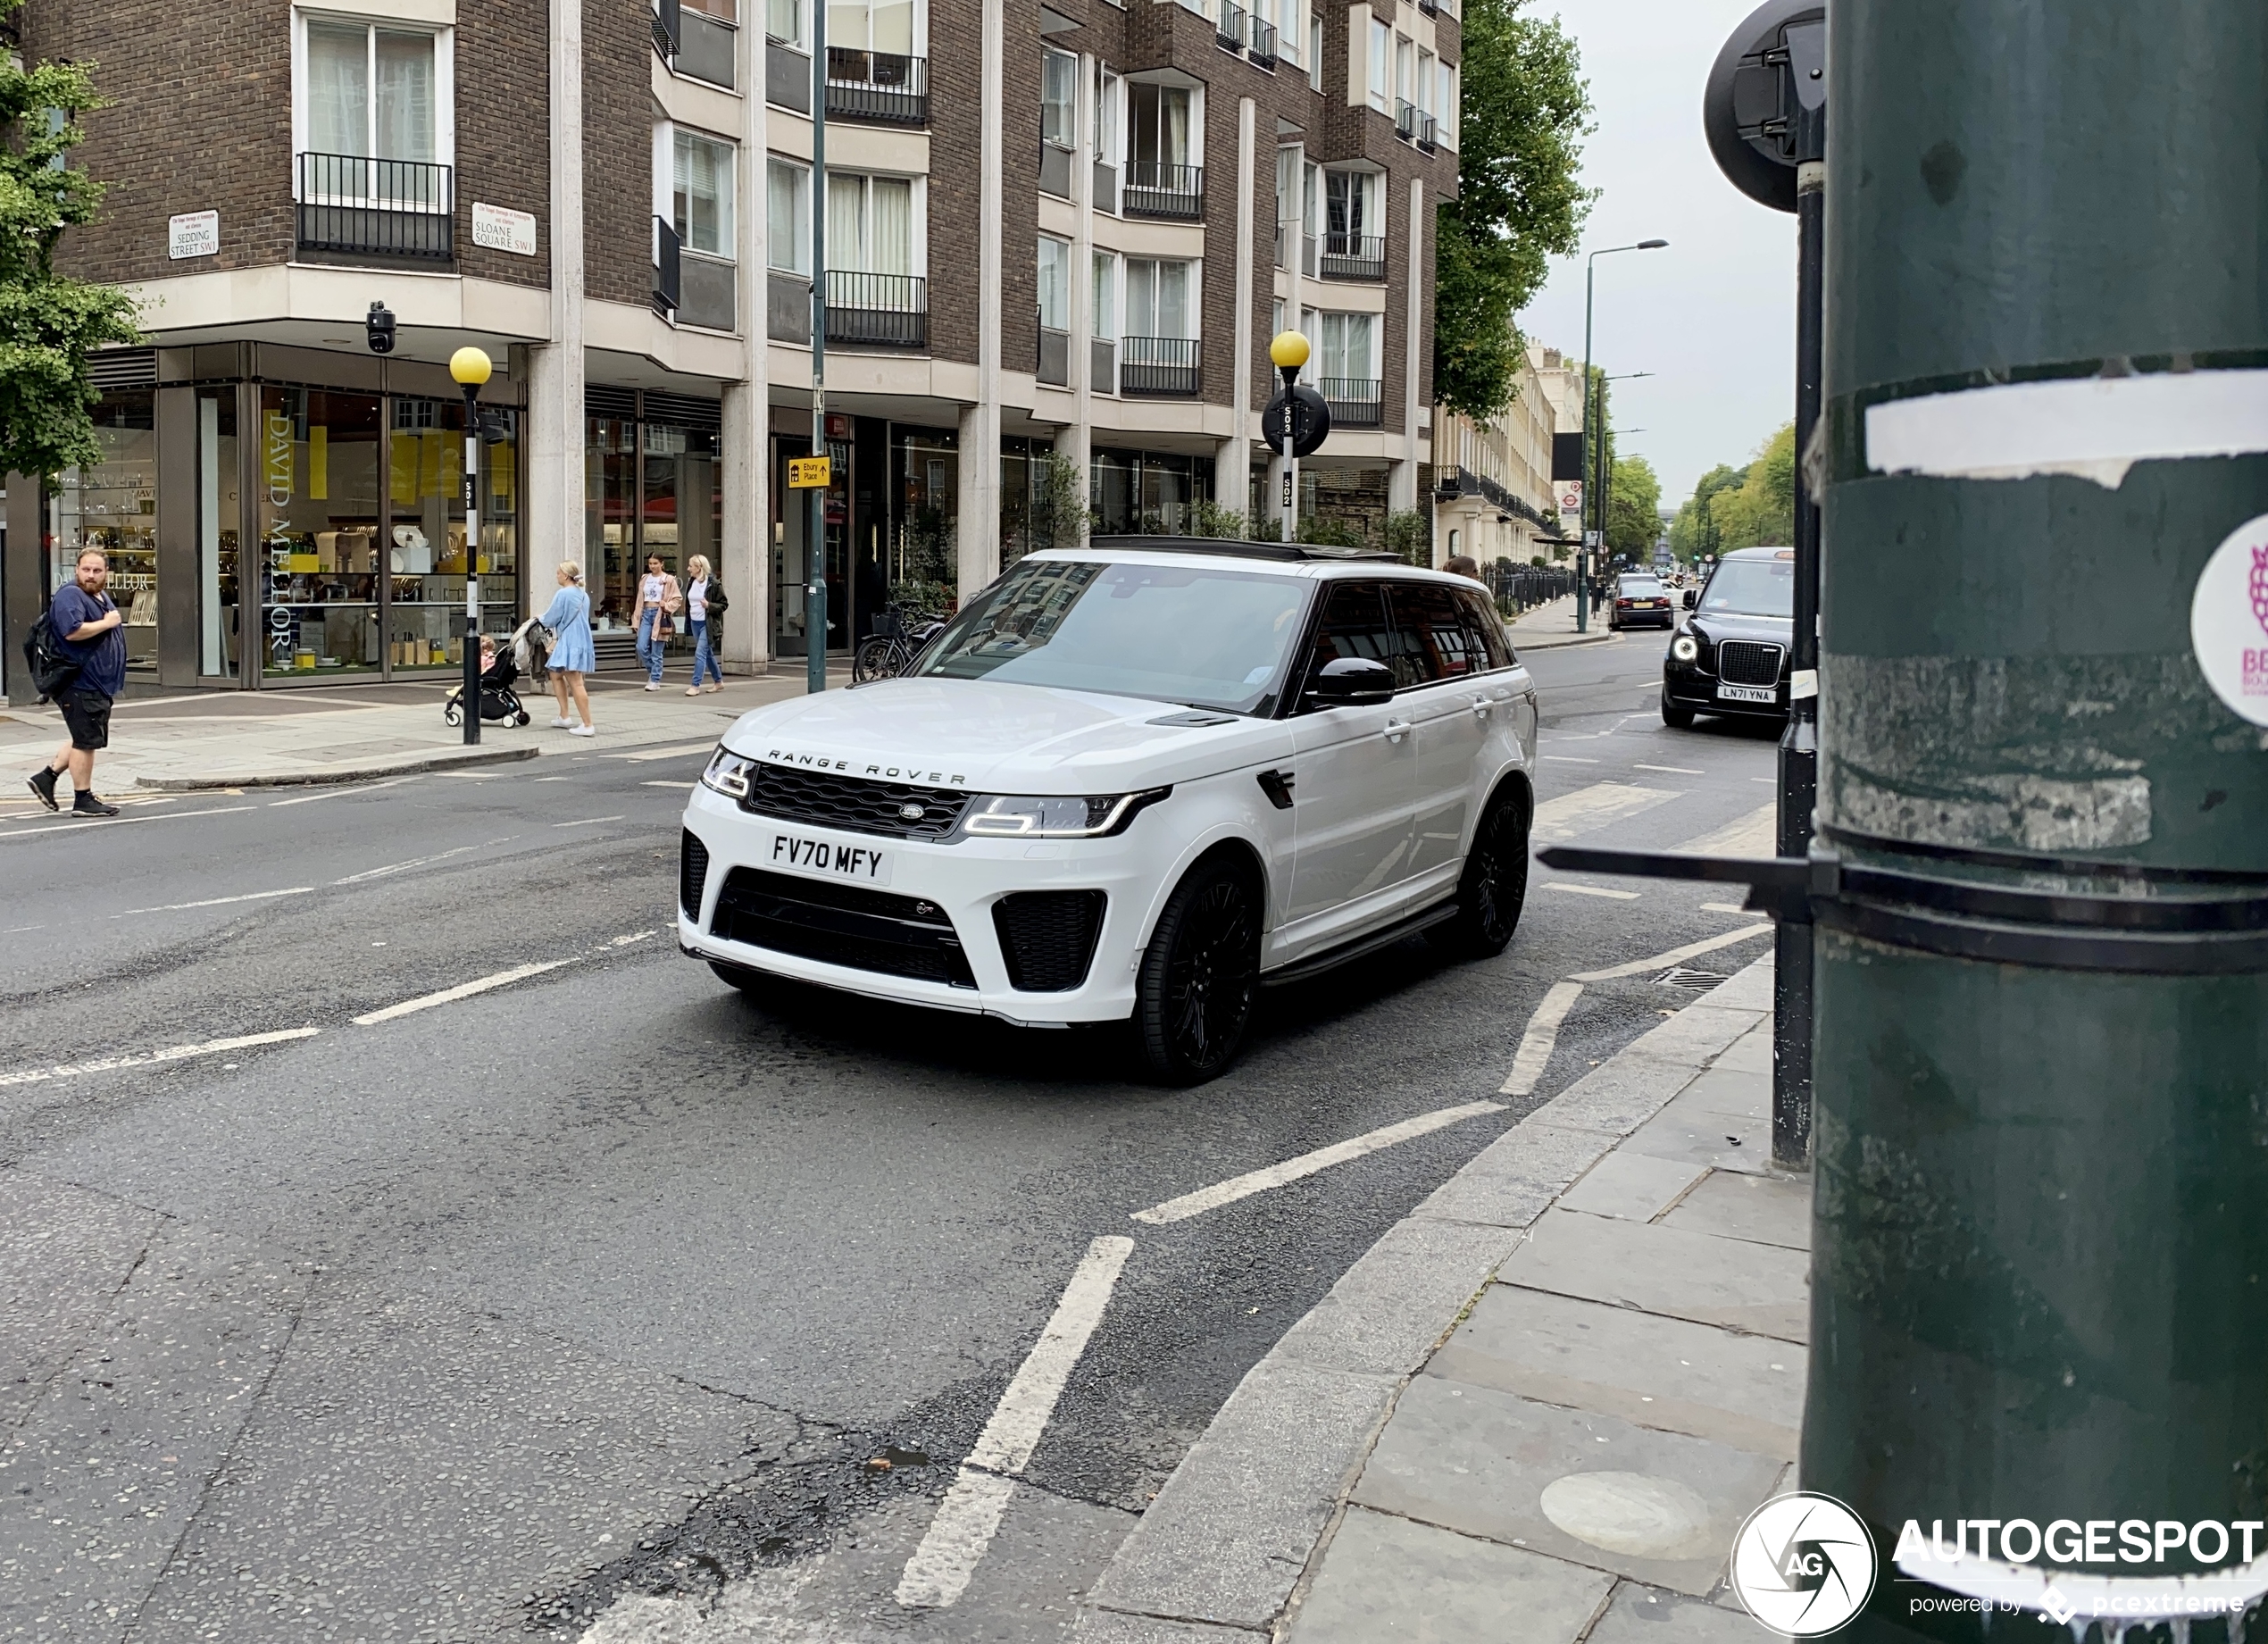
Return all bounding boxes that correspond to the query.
[59,688,112,752]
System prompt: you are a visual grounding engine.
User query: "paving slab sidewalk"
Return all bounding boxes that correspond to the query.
[1078,954,1803,1643]
[0,668,842,793]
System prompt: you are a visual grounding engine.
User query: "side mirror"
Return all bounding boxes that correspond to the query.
[1683,588,1697,609]
[1304,656,1396,708]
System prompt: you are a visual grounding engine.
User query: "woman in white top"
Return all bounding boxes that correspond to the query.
[635,554,681,690]
[683,554,725,695]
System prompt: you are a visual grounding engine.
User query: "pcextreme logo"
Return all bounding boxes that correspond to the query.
[1730,1492,1878,1636]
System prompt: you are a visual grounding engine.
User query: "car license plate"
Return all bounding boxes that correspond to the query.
[771,832,893,885]
[1717,684,1777,705]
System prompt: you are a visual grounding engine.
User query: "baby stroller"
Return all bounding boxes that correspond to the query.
[443,622,544,727]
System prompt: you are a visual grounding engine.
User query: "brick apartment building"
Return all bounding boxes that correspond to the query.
[4,0,1454,692]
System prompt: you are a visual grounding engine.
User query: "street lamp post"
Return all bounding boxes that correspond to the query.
[1270,330,1310,544]
[449,346,492,747]
[1577,240,1668,632]
[806,0,830,695]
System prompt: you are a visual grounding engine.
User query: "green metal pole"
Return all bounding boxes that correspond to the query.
[1809,4,2268,1638]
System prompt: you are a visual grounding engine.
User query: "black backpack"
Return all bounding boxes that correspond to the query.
[21,611,80,704]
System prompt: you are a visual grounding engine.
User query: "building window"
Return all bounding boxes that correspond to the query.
[1126,257,1193,339]
[1037,235,1071,330]
[1042,48,1077,147]
[1093,250,1118,339]
[303,16,446,164]
[1367,17,1389,111]
[1325,169,1377,240]
[1275,0,1298,65]
[1321,311,1376,380]
[1396,35,1413,109]
[828,171,918,273]
[1308,14,1322,90]
[1094,63,1121,163]
[768,0,805,46]
[769,156,811,272]
[831,0,916,54]
[673,130,736,255]
[1128,81,1194,168]
[1438,61,1456,146]
[1416,48,1433,116]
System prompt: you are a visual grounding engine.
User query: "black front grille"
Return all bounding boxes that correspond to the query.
[710,867,975,988]
[680,830,711,919]
[739,762,971,839]
[992,891,1107,993]
[1717,640,1786,687]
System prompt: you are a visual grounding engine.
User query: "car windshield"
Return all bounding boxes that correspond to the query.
[912,557,1313,714]
[1621,579,1663,595]
[1700,557,1796,617]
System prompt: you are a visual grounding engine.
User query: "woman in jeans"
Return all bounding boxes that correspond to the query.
[635,554,680,690]
[683,554,725,695]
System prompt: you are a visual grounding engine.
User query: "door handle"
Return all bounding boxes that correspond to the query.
[1382,718,1411,743]
[1470,696,1491,719]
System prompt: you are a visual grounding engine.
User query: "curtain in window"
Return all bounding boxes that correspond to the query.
[309,21,370,156]
[1092,253,1115,338]
[675,134,734,255]
[1156,261,1189,339]
[870,176,913,274]
[873,0,913,52]
[1127,259,1154,337]
[1162,87,1189,166]
[768,159,809,272]
[827,171,866,269]
[374,32,434,162]
[1322,313,1374,380]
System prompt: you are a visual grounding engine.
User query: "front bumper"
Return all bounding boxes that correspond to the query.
[677,783,1162,1024]
[1663,656,1789,716]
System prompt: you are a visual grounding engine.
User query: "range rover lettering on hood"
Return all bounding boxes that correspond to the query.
[766,749,969,786]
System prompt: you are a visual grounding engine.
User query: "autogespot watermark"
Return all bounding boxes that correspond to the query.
[1728,1495,2268,1636]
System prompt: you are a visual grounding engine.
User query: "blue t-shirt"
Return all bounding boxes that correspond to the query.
[51,582,127,697]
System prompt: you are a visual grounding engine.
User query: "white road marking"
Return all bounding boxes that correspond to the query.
[1541,755,1601,764]
[112,887,313,918]
[1130,1102,1507,1227]
[896,1236,1136,1608]
[610,930,658,946]
[1633,764,1705,775]
[1547,882,1641,901]
[0,805,255,843]
[1702,901,1760,916]
[1750,776,1776,783]
[333,843,484,884]
[1503,981,1584,1097]
[1531,783,1679,843]
[613,740,720,762]
[1672,802,1780,858]
[1571,922,1775,984]
[352,959,575,1025]
[550,814,624,828]
[0,1028,320,1089]
[266,775,423,807]
[640,780,696,789]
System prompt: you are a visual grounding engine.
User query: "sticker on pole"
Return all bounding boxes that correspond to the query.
[1729,1491,1877,1636]
[2189,511,2268,726]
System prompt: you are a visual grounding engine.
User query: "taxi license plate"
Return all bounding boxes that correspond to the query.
[1717,684,1777,705]
[771,833,893,885]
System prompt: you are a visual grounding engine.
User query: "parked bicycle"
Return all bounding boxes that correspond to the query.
[852,603,949,682]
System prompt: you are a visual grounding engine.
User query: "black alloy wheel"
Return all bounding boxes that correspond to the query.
[1661,689,1697,729]
[1137,857,1262,1085]
[1430,788,1530,959]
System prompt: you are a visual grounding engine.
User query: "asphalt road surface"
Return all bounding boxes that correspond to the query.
[0,630,1785,1644]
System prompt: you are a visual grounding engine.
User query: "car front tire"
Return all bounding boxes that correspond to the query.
[1661,690,1697,730]
[1136,855,1262,1086]
[1430,788,1530,959]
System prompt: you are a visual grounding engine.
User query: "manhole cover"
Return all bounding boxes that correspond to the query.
[1655,966,1729,993]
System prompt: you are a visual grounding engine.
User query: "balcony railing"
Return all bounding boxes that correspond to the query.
[1215,0,1244,51]
[827,47,927,124]
[1417,110,1438,153]
[1039,140,1075,200]
[1125,162,1204,220]
[1321,376,1382,427]
[1395,98,1417,141]
[825,269,927,348]
[1093,159,1119,213]
[1247,15,1277,65]
[653,216,681,316]
[653,0,680,59]
[679,250,737,331]
[1038,324,1070,387]
[1320,231,1386,282]
[1122,337,1200,397]
[677,7,737,88]
[768,38,812,113]
[296,154,454,262]
[1304,231,1319,277]
[1091,338,1115,393]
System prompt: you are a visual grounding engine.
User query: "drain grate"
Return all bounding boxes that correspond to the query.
[1655,965,1730,994]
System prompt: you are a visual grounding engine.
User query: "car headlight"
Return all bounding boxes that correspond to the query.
[960,788,1172,839]
[1671,634,1700,663]
[702,747,755,799]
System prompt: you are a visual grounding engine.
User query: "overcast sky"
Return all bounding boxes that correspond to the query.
[1516,0,1799,510]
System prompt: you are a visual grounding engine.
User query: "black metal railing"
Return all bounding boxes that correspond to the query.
[1125,162,1204,219]
[1417,110,1438,152]
[1038,324,1070,386]
[826,47,927,123]
[1216,0,1245,50]
[825,270,926,347]
[653,216,681,315]
[1481,563,1577,618]
[1122,337,1200,397]
[296,154,454,261]
[653,0,680,58]
[1395,99,1417,141]
[1039,140,1074,199]
[1320,231,1386,281]
[1321,376,1382,426]
[1247,15,1278,64]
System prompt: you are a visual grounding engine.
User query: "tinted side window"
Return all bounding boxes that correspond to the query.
[1455,588,1513,671]
[1300,580,1394,705]
[1384,582,1480,687]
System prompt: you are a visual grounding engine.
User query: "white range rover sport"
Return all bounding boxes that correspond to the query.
[679,538,1540,1083]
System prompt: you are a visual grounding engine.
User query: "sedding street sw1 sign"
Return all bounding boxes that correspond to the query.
[168,211,219,260]
[471,202,538,256]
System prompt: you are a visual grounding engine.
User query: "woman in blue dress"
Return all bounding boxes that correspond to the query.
[539,561,597,737]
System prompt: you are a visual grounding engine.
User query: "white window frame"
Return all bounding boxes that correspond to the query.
[1275,0,1298,66]
[1124,256,1198,341]
[1366,16,1389,111]
[768,154,812,273]
[1438,61,1456,147]
[1395,35,1413,109]
[823,169,928,278]
[1319,310,1380,383]
[671,126,738,261]
[1041,47,1078,147]
[1094,63,1122,173]
[1091,248,1120,342]
[1416,47,1433,117]
[1037,233,1071,330]
[767,0,807,48]
[827,0,926,56]
[1125,77,1204,171]
[290,7,456,193]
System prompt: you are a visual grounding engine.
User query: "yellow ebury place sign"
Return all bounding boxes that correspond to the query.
[787,455,832,488]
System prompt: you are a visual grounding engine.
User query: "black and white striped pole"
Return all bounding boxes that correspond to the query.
[450,346,492,746]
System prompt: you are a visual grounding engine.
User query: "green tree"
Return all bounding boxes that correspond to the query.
[0,16,142,480]
[1706,423,1797,550]
[1605,454,1661,557]
[1433,0,1595,421]
[1669,462,1745,561]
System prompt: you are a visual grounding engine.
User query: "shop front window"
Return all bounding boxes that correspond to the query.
[258,387,383,677]
[386,395,518,672]
[196,390,238,678]
[54,389,158,680]
[587,415,638,627]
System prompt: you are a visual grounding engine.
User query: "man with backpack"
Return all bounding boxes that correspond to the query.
[27,547,126,818]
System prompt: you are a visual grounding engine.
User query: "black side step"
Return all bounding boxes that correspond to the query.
[1259,899,1459,989]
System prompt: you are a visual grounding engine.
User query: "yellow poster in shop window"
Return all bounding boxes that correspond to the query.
[788,455,831,488]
